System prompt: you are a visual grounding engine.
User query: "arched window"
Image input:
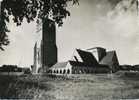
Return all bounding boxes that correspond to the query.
[63,69,66,74]
[67,69,70,74]
[54,70,56,73]
[60,70,62,74]
[57,70,58,73]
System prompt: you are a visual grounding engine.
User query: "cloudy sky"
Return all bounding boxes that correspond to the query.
[0,0,139,67]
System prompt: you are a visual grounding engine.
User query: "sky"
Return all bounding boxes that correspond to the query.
[0,0,139,67]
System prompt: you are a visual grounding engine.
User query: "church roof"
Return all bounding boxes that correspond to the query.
[69,61,90,67]
[76,49,98,65]
[87,47,106,50]
[50,62,68,69]
[99,51,119,65]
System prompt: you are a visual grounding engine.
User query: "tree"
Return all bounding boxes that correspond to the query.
[0,0,78,50]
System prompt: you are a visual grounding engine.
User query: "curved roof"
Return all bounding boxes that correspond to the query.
[86,47,106,50]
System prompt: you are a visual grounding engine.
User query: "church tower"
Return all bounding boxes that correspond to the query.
[41,19,57,70]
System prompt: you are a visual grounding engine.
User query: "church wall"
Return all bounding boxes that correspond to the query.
[71,66,110,74]
[50,63,72,74]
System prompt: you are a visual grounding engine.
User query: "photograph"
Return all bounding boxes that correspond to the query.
[0,0,139,100]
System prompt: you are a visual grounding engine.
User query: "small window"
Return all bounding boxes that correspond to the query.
[63,69,66,74]
[67,69,70,74]
[60,70,62,74]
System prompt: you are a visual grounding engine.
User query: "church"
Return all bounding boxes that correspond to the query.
[49,47,119,74]
[32,18,119,74]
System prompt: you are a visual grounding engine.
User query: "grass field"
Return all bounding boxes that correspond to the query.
[0,71,139,100]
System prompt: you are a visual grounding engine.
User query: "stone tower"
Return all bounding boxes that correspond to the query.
[41,19,57,71]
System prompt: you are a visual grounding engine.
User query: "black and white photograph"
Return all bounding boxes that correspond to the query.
[0,0,139,99]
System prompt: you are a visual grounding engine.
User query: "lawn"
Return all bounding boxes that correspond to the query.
[0,71,139,100]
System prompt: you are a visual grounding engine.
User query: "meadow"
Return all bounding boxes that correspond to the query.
[0,71,139,100]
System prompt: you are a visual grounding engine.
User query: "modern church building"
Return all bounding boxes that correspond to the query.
[32,19,119,74]
[49,47,119,74]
